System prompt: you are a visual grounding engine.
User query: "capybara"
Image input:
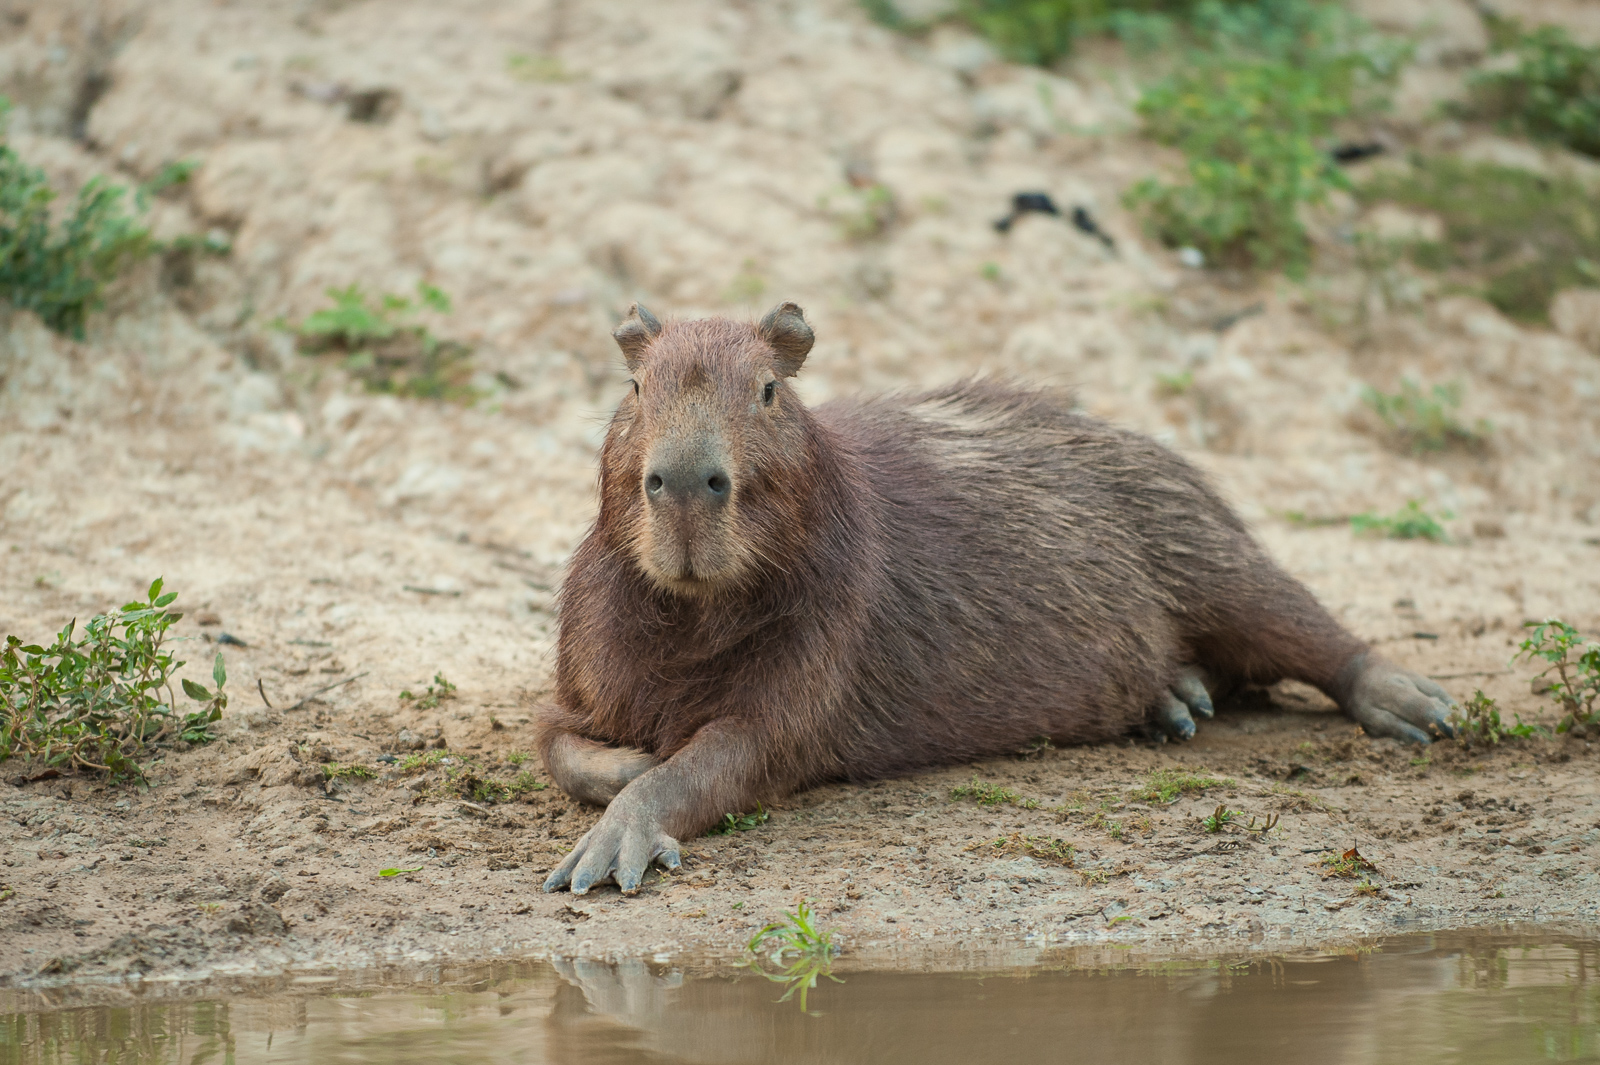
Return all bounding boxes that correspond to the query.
[539,301,1456,894]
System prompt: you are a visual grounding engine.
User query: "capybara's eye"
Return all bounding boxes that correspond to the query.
[763,381,776,406]
[630,379,639,398]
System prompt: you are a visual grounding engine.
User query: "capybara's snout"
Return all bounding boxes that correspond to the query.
[644,446,732,510]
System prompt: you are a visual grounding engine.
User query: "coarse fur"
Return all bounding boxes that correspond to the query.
[538,303,1455,894]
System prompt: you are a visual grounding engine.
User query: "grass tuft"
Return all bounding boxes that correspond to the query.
[965,832,1077,865]
[1132,767,1232,804]
[289,283,476,400]
[1467,21,1600,159]
[1349,500,1450,542]
[1361,380,1488,454]
[747,901,842,1012]
[952,777,1040,809]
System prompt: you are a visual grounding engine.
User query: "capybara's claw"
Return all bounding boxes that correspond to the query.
[1156,692,1196,740]
[542,809,680,895]
[1343,656,1457,744]
[1172,670,1215,719]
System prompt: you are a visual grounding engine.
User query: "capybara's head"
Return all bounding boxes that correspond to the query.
[598,302,817,598]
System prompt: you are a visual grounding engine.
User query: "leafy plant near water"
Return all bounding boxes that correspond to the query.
[966,832,1078,865]
[1515,619,1600,734]
[1,579,227,782]
[1125,0,1405,276]
[1357,157,1600,322]
[1449,689,1541,748]
[1467,21,1600,159]
[1133,767,1232,804]
[1349,500,1450,543]
[707,803,769,836]
[0,98,157,339]
[747,901,842,1012]
[289,282,476,400]
[1361,380,1488,454]
[952,776,1040,809]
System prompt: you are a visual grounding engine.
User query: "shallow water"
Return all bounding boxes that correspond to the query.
[3,931,1597,1064]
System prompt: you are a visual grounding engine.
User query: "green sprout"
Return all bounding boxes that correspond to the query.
[1349,500,1450,543]
[747,901,843,1012]
[951,777,1040,808]
[1515,620,1600,734]
[707,803,770,836]
[1200,804,1239,832]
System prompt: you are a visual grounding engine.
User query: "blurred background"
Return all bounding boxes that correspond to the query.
[1,0,1598,700]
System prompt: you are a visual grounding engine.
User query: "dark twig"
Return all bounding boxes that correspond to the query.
[257,678,274,709]
[283,672,369,712]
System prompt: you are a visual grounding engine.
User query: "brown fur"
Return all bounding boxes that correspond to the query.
[537,304,1451,893]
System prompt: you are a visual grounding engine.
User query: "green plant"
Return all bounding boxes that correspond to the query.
[747,901,842,1012]
[1361,380,1488,454]
[1357,157,1600,322]
[378,867,422,877]
[820,184,895,240]
[1515,619,1600,734]
[1124,0,1404,275]
[952,777,1040,808]
[1133,767,1233,804]
[505,53,570,83]
[396,749,451,772]
[965,832,1077,865]
[1349,500,1450,542]
[1,579,227,782]
[1200,804,1239,832]
[400,672,457,710]
[1449,689,1542,747]
[707,803,770,835]
[1468,22,1600,159]
[504,750,531,765]
[290,282,476,400]
[0,99,155,338]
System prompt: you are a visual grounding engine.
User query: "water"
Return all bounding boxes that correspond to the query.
[3,931,1597,1064]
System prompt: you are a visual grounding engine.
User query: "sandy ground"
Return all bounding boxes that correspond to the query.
[2,0,1600,985]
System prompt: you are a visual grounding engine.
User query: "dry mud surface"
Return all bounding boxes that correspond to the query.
[2,0,1600,985]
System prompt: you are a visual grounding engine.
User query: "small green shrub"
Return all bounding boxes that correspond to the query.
[1199,804,1239,832]
[1349,500,1450,542]
[1515,619,1599,734]
[1449,689,1542,747]
[952,776,1040,808]
[1357,157,1600,322]
[0,99,155,339]
[1361,380,1488,454]
[399,672,457,710]
[1124,3,1403,275]
[1,578,227,782]
[1469,23,1600,159]
[706,803,770,835]
[290,282,476,400]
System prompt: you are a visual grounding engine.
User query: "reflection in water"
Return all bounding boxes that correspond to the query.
[2,932,1597,1064]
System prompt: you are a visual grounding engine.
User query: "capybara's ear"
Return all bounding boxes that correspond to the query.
[756,302,814,377]
[613,303,664,371]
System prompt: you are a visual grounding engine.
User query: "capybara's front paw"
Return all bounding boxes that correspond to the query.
[1153,668,1216,741]
[1343,656,1456,744]
[542,805,681,895]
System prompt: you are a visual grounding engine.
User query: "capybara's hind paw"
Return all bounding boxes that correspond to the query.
[542,804,682,895]
[1153,668,1216,741]
[1342,655,1457,744]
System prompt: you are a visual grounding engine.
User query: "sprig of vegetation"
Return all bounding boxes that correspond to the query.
[1516,620,1600,734]
[322,762,377,780]
[707,803,770,835]
[399,672,457,710]
[1361,380,1488,454]
[1349,500,1450,542]
[1125,0,1405,276]
[747,901,842,1012]
[1449,689,1542,747]
[1,578,226,782]
[1200,804,1239,832]
[1319,845,1375,878]
[965,832,1077,865]
[1468,22,1600,159]
[1133,767,1232,804]
[290,282,476,401]
[0,98,156,338]
[952,776,1040,808]
[1357,157,1600,323]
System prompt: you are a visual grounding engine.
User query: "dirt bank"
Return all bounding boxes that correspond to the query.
[2,0,1599,984]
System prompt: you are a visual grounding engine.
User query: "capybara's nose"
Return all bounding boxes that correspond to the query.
[646,463,730,506]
